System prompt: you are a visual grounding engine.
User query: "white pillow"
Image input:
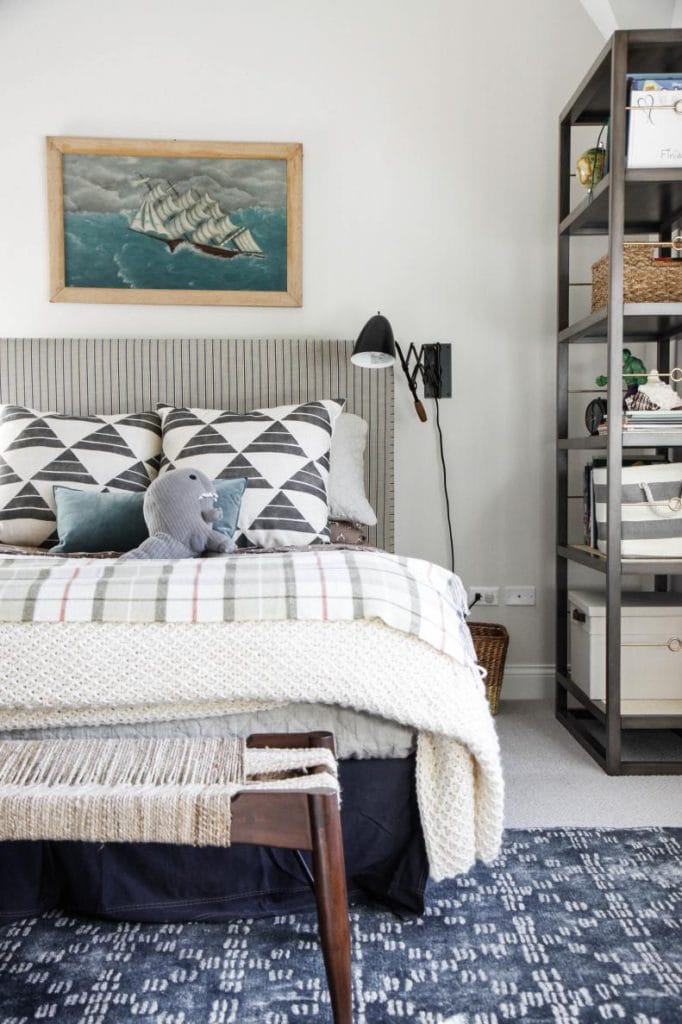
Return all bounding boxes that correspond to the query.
[328,414,377,526]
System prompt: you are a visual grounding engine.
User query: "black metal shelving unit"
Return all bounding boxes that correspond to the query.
[556,29,682,775]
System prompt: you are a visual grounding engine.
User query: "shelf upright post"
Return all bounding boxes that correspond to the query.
[604,31,629,773]
[556,116,572,716]
[655,218,673,594]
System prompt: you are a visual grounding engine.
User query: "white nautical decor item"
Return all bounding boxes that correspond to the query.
[130,178,264,259]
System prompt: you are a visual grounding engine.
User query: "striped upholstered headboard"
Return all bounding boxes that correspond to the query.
[0,338,394,550]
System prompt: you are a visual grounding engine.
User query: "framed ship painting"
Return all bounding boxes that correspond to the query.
[46,137,302,307]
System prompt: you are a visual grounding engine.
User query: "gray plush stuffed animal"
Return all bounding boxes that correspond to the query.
[120,467,235,560]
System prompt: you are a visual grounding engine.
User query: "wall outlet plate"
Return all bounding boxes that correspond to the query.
[467,586,499,607]
[505,586,536,606]
[423,343,452,398]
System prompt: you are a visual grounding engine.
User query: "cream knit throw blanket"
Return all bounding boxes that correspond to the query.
[0,550,504,880]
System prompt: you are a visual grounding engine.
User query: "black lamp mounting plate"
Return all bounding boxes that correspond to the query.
[422,343,452,399]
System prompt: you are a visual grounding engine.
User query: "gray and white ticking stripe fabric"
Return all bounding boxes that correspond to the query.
[0,338,394,551]
[593,463,682,557]
[0,548,475,664]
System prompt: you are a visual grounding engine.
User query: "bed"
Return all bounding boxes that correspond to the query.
[0,337,503,922]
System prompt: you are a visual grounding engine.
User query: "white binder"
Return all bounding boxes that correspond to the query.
[627,89,682,168]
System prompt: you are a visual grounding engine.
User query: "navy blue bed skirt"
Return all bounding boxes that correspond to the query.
[0,756,427,922]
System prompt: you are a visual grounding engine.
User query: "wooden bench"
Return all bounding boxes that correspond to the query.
[0,730,352,1023]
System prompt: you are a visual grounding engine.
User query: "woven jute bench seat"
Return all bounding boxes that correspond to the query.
[0,730,352,1024]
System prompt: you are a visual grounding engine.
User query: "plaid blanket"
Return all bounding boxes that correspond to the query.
[0,548,476,667]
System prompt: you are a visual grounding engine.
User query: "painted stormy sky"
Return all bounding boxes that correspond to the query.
[62,155,287,214]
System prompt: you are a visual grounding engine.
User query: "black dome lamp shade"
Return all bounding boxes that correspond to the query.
[351,314,397,368]
[353,312,427,423]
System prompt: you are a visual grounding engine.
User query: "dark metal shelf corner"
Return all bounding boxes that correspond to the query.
[558,544,682,577]
[560,170,682,237]
[555,681,682,775]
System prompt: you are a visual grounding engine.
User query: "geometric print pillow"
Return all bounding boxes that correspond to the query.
[158,399,344,549]
[0,406,161,548]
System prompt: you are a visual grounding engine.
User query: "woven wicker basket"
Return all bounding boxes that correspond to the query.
[468,622,509,715]
[592,246,682,311]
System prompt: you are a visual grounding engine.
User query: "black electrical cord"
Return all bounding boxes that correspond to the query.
[433,392,455,574]
[423,342,455,573]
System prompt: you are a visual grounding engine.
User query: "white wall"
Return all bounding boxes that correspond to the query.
[0,0,604,677]
[580,0,679,36]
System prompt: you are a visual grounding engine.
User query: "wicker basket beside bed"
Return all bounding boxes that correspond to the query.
[468,622,509,715]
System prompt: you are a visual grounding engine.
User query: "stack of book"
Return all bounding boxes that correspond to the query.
[597,410,682,434]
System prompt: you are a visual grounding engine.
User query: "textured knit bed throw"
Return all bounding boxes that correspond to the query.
[0,737,339,846]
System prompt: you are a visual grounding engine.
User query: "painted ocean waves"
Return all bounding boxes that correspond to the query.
[64,207,287,292]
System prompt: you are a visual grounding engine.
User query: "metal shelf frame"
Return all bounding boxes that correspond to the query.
[558,544,682,577]
[556,30,682,776]
[558,434,682,448]
[559,304,682,344]
[559,170,682,237]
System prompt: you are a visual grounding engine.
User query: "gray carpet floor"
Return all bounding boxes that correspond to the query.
[498,699,682,828]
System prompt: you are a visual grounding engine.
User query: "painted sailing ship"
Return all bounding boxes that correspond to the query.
[129,178,264,259]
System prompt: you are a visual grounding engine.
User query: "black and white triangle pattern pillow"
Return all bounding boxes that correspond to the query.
[158,399,344,548]
[0,406,161,547]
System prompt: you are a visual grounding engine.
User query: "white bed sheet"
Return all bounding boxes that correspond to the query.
[0,703,415,760]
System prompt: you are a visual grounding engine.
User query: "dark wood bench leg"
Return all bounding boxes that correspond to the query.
[309,790,353,1024]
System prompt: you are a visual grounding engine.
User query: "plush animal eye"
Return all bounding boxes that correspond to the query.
[189,474,197,480]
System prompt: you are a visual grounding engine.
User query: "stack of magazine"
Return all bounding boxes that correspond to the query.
[597,410,682,434]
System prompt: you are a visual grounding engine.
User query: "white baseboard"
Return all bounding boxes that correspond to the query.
[501,664,554,700]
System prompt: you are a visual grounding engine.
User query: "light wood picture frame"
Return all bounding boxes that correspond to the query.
[46,137,302,307]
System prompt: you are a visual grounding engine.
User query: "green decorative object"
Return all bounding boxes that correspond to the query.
[576,146,606,189]
[595,349,648,388]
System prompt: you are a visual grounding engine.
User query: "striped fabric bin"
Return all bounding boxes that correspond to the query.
[593,463,682,557]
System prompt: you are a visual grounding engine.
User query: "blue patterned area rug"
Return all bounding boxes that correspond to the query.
[1,828,680,1024]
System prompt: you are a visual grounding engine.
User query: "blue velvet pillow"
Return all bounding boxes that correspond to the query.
[52,477,247,553]
[52,487,148,553]
[213,478,248,537]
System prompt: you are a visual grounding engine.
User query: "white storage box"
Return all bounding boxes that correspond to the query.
[569,589,682,701]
